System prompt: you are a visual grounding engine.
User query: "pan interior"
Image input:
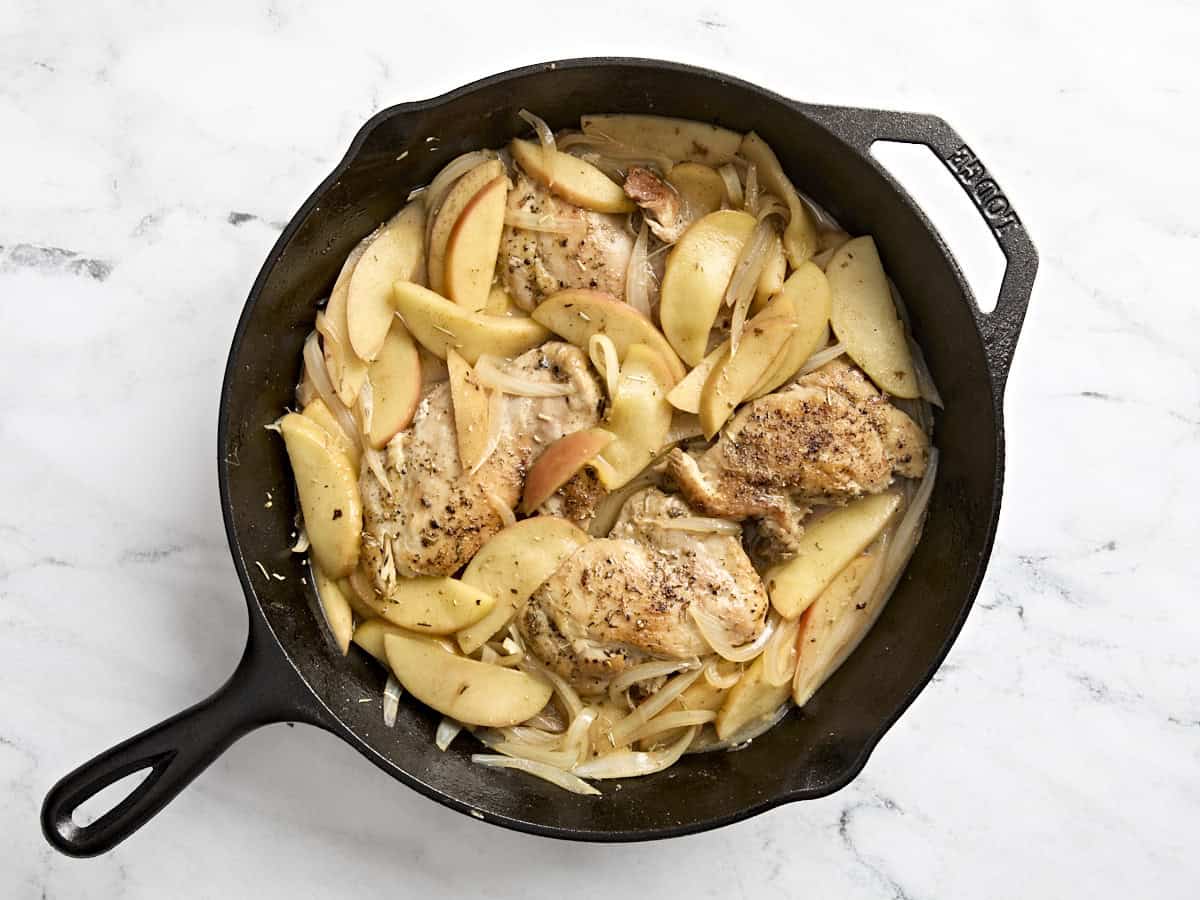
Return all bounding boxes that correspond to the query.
[219,60,1001,838]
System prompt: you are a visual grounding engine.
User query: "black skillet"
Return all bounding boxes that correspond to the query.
[41,58,1037,855]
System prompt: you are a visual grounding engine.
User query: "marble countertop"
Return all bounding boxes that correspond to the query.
[2,1,1196,897]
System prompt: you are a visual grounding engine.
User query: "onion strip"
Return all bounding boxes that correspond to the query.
[420,149,501,244]
[469,387,506,475]
[382,675,402,728]
[622,710,716,746]
[519,108,557,188]
[557,131,676,173]
[689,603,776,663]
[625,219,652,317]
[302,331,360,448]
[796,342,847,377]
[485,491,517,528]
[609,668,703,748]
[686,704,789,754]
[572,726,697,779]
[520,654,584,720]
[436,717,463,750]
[471,754,600,796]
[726,219,778,353]
[743,163,759,215]
[718,164,743,209]
[587,333,621,400]
[607,658,700,705]
[633,516,741,536]
[762,613,801,687]
[703,657,742,690]
[502,209,586,235]
[475,355,575,397]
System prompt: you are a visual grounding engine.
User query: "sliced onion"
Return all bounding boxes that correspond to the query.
[623,710,716,746]
[348,568,377,606]
[908,337,944,408]
[572,726,697,779]
[435,717,463,751]
[887,448,938,575]
[625,220,652,317]
[503,209,586,235]
[557,132,675,173]
[587,333,621,400]
[689,603,776,663]
[634,516,741,536]
[607,658,700,704]
[609,668,703,748]
[290,529,310,553]
[357,376,375,438]
[363,445,393,496]
[726,220,778,353]
[518,109,557,187]
[719,164,743,209]
[743,162,759,215]
[755,193,791,224]
[796,342,847,377]
[486,490,517,528]
[382,675,402,728]
[471,754,601,796]
[520,655,583,720]
[762,613,802,687]
[302,331,360,447]
[501,725,561,745]
[296,373,317,408]
[703,657,742,690]
[469,387,506,476]
[587,469,661,537]
[474,355,574,398]
[686,703,789,754]
[421,149,501,243]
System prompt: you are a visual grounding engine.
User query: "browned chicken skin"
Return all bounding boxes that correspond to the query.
[623,166,687,242]
[360,342,602,593]
[520,488,768,694]
[667,359,928,556]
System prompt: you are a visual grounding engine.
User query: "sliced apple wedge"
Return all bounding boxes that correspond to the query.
[715,652,791,740]
[427,159,505,295]
[595,343,674,489]
[392,280,549,363]
[667,162,726,220]
[353,618,458,663]
[358,576,495,634]
[510,139,633,213]
[278,413,361,577]
[581,114,742,166]
[666,342,726,414]
[532,289,686,383]
[827,236,919,398]
[457,517,590,654]
[446,348,491,471]
[659,209,756,366]
[385,632,553,727]
[324,238,370,406]
[366,321,421,449]
[753,233,787,314]
[792,554,880,707]
[699,317,797,438]
[748,262,834,399]
[765,492,901,619]
[521,428,614,513]
[740,132,818,267]
[301,399,361,471]
[347,201,426,362]
[443,175,508,312]
[312,565,353,655]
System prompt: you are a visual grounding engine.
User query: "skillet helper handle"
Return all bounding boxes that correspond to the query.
[813,107,1039,395]
[41,637,315,857]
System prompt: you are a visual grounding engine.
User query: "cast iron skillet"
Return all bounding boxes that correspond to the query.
[42,58,1037,855]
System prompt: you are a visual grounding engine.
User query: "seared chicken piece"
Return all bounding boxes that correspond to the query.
[520,488,768,694]
[501,174,634,309]
[667,359,928,555]
[360,343,603,592]
[623,166,687,242]
[540,467,607,531]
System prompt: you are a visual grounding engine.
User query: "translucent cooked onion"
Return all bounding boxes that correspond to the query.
[421,149,499,217]
[725,219,778,352]
[703,656,742,689]
[634,516,741,536]
[908,337,944,408]
[502,725,561,745]
[625,220,652,317]
[689,603,776,663]
[502,209,586,235]
[290,529,310,553]
[383,675,402,728]
[470,387,506,476]
[363,445,394,496]
[719,164,743,209]
[520,655,584,720]
[557,131,676,173]
[475,355,574,397]
[796,342,847,377]
[302,331,360,447]
[608,668,703,748]
[486,490,517,528]
[436,717,463,751]
[607,658,700,704]
[572,726,697,779]
[296,373,317,408]
[588,469,661,537]
[357,376,374,437]
[518,108,557,187]
[743,162,759,215]
[588,333,621,400]
[686,703,789,754]
[887,448,938,575]
[755,193,791,224]
[623,710,716,746]
[471,754,601,796]
[762,613,801,687]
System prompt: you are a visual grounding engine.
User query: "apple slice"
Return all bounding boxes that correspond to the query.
[740,132,818,267]
[753,233,787,314]
[277,413,361,577]
[581,114,742,166]
[301,399,361,471]
[347,201,426,362]
[392,280,549,363]
[457,516,590,653]
[827,236,919,398]
[699,317,797,438]
[312,565,353,655]
[428,159,505,295]
[446,349,491,471]
[443,174,509,312]
[594,344,674,489]
[659,209,756,366]
[521,428,614,513]
[365,322,421,449]
[324,238,370,405]
[352,575,495,634]
[765,492,902,619]
[748,262,834,399]
[667,162,725,220]
[384,632,553,727]
[715,652,791,740]
[666,343,725,414]
[531,289,686,383]
[510,139,634,214]
[353,618,459,663]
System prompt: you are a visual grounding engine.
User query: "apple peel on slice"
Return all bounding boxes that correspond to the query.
[521,428,614,513]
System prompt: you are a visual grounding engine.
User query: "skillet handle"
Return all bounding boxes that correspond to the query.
[809,107,1039,395]
[41,631,320,857]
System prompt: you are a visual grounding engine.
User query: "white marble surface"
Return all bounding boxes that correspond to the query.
[2,1,1197,896]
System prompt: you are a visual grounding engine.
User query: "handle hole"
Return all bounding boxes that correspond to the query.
[870,141,1006,313]
[71,766,154,828]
